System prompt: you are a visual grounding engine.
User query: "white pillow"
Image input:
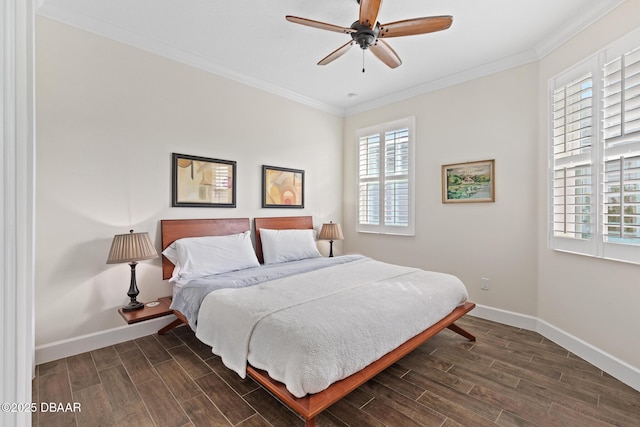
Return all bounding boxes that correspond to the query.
[161,245,184,285]
[260,228,322,264]
[162,245,179,265]
[164,231,260,279]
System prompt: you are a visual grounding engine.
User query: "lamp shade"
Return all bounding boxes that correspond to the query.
[106,230,158,264]
[318,222,344,241]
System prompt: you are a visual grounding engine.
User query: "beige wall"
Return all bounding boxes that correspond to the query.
[343,63,539,317]
[536,1,640,367]
[344,0,640,370]
[35,17,344,346]
[35,1,640,373]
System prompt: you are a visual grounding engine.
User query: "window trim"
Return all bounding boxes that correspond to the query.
[548,27,640,264]
[356,116,416,236]
[548,56,601,257]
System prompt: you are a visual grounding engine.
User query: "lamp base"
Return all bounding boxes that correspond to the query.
[122,261,144,312]
[121,301,144,312]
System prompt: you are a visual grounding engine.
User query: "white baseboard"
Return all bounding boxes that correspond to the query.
[469,304,539,330]
[34,316,179,365]
[35,305,640,393]
[469,304,640,392]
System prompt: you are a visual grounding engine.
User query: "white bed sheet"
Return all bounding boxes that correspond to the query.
[195,257,468,397]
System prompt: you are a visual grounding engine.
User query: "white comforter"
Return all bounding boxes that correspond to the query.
[195,257,468,397]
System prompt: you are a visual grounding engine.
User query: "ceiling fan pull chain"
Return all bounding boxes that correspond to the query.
[286,4,452,70]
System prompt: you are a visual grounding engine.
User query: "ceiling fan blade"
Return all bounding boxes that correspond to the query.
[379,15,453,38]
[318,41,354,65]
[286,16,356,34]
[369,39,402,69]
[359,0,382,29]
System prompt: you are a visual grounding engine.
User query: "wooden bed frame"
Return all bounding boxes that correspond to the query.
[159,216,476,427]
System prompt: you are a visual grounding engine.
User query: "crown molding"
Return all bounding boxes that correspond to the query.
[36,0,627,118]
[345,0,627,116]
[36,3,345,117]
[534,0,627,58]
[344,49,539,116]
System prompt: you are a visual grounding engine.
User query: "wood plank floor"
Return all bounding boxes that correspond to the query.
[32,315,640,426]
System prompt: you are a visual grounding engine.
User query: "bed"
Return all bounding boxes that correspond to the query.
[159,216,476,427]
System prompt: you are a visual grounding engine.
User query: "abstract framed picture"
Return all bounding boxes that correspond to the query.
[262,165,304,208]
[442,159,495,203]
[172,153,236,208]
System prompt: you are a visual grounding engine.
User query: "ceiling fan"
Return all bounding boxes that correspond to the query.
[286,0,453,71]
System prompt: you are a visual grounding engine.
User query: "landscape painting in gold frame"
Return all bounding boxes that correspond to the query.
[442,159,495,203]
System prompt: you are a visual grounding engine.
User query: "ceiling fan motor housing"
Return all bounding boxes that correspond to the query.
[350,21,380,49]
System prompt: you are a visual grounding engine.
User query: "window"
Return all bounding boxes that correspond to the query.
[551,68,594,247]
[357,117,415,235]
[549,29,640,263]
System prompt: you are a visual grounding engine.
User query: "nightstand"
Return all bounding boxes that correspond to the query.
[119,296,173,324]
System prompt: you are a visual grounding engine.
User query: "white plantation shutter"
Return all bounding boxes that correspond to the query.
[602,47,640,141]
[384,128,410,226]
[358,133,381,226]
[602,46,640,251]
[603,156,640,245]
[551,71,594,245]
[552,165,592,240]
[357,117,415,235]
[549,28,640,263]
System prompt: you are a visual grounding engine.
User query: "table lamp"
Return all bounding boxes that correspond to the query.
[318,221,344,257]
[106,230,158,312]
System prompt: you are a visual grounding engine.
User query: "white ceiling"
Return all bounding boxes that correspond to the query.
[36,0,624,116]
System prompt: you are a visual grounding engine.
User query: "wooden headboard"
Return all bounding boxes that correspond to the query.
[160,216,315,279]
[254,216,313,264]
[160,218,250,280]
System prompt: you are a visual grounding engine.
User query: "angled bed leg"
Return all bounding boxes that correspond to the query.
[158,318,185,335]
[447,323,476,341]
[158,308,190,335]
[304,417,316,427]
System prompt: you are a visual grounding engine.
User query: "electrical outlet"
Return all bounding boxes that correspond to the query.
[481,278,490,290]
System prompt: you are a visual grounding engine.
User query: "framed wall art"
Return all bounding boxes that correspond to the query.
[262,165,304,208]
[172,153,236,207]
[442,159,495,203]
